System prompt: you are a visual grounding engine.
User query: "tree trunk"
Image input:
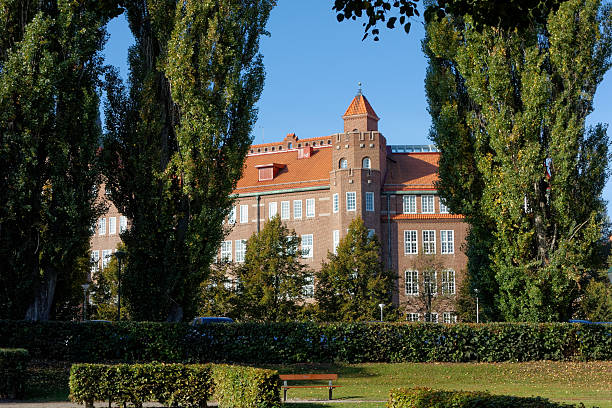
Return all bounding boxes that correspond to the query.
[25,267,57,321]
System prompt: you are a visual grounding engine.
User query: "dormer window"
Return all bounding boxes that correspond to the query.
[255,163,286,181]
[362,157,371,169]
[339,158,348,169]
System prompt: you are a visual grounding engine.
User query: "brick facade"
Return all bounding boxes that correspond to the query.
[90,92,469,321]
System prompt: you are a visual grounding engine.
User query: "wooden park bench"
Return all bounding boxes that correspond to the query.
[279,374,340,401]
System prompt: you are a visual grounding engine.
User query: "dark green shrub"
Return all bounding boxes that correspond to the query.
[69,363,212,408]
[1,320,610,363]
[388,388,577,408]
[211,364,280,408]
[69,363,279,408]
[0,348,29,399]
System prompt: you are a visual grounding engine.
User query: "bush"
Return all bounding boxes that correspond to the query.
[69,363,279,408]
[211,364,280,408]
[388,388,577,408]
[1,320,610,363]
[0,348,29,399]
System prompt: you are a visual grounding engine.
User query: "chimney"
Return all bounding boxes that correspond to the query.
[297,146,313,159]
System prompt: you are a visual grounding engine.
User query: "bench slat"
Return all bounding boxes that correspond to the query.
[279,374,338,381]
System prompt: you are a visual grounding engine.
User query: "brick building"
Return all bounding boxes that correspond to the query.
[90,91,468,322]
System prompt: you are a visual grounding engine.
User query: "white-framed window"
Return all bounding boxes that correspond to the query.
[423,270,437,295]
[269,202,277,218]
[365,192,374,212]
[301,234,313,258]
[346,192,356,211]
[406,313,420,322]
[404,230,418,255]
[442,269,456,295]
[120,216,128,233]
[439,199,449,214]
[333,193,339,213]
[423,230,436,254]
[425,313,439,323]
[90,251,100,273]
[294,200,302,219]
[306,198,315,218]
[220,241,232,262]
[339,158,348,169]
[98,218,106,235]
[333,230,340,254]
[422,195,435,213]
[240,204,249,223]
[303,275,314,297]
[235,239,246,263]
[362,157,371,169]
[405,270,419,295]
[403,195,416,214]
[108,217,116,235]
[281,201,290,220]
[102,249,112,268]
[228,207,236,224]
[441,230,454,254]
[443,312,457,323]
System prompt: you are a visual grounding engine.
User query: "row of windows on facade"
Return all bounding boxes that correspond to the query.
[220,234,315,263]
[406,312,457,323]
[404,269,456,296]
[90,249,115,272]
[401,195,449,214]
[404,230,455,255]
[338,157,371,169]
[96,216,128,235]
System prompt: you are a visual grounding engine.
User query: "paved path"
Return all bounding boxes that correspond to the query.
[0,400,386,407]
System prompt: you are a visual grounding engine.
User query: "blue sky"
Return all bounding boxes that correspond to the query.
[103,1,612,216]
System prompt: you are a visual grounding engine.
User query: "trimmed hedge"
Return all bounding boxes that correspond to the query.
[69,363,280,408]
[0,348,29,399]
[1,321,610,363]
[388,388,577,408]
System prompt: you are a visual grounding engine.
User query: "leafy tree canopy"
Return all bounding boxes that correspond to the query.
[315,217,394,321]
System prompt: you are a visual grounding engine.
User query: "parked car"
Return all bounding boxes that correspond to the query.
[569,319,612,325]
[190,316,234,326]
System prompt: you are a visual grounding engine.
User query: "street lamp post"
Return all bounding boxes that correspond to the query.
[474,288,479,323]
[114,250,127,321]
[378,303,385,322]
[81,283,90,321]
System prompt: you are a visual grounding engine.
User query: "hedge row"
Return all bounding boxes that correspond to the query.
[1,321,610,363]
[69,363,280,408]
[388,388,578,408]
[0,348,29,399]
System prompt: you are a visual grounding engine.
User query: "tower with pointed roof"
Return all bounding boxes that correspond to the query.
[342,87,380,133]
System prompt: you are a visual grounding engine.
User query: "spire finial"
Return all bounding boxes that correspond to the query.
[357,82,362,96]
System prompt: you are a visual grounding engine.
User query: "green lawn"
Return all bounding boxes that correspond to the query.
[22,360,612,407]
[264,361,612,408]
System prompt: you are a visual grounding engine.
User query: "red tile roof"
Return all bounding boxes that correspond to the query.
[384,153,439,191]
[234,145,332,194]
[343,94,379,119]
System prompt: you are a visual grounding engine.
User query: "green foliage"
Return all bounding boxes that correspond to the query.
[578,279,612,321]
[90,243,130,321]
[0,0,110,320]
[315,217,394,321]
[102,0,273,321]
[211,364,281,408]
[333,0,564,41]
[69,363,279,408]
[425,0,612,321]
[388,387,577,408]
[69,363,213,407]
[2,320,610,364]
[0,348,29,399]
[198,262,242,320]
[235,216,313,322]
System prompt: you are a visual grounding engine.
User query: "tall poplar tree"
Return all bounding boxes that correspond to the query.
[0,0,119,320]
[425,0,612,321]
[102,0,272,321]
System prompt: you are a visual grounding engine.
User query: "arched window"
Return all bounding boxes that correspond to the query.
[339,158,348,169]
[288,142,292,149]
[362,157,371,169]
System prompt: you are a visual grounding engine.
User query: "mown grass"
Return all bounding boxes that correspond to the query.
[19,360,612,407]
[264,361,612,408]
